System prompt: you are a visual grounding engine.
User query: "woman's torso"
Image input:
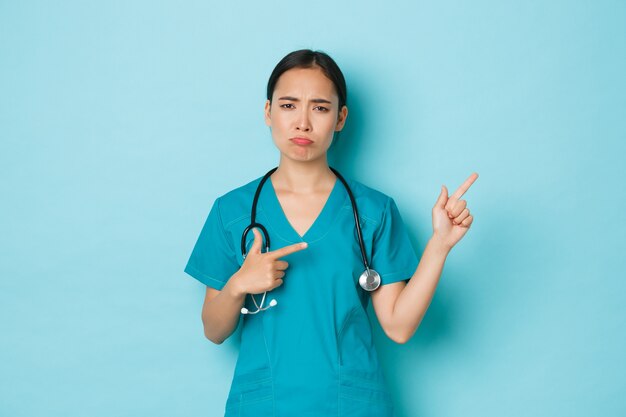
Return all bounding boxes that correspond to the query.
[217,172,397,417]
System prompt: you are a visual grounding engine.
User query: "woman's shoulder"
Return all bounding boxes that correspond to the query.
[211,175,264,226]
[217,175,262,202]
[344,176,391,204]
[347,175,386,194]
[342,176,394,221]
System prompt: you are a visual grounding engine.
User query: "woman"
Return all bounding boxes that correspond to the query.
[184,49,477,417]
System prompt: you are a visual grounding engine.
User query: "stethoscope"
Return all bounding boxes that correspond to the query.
[240,166,381,315]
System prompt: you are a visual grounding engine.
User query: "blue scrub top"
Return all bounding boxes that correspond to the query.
[184,173,419,417]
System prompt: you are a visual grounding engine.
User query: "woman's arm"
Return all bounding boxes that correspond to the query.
[371,236,450,344]
[200,228,308,344]
[201,276,247,344]
[372,173,478,344]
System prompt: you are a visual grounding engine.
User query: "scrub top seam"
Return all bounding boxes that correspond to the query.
[183,264,227,290]
[260,315,276,417]
[216,197,239,259]
[337,365,341,417]
[344,205,381,228]
[336,305,360,365]
[301,191,349,245]
[255,206,295,246]
[379,266,417,285]
[222,212,251,231]
[252,201,381,247]
[265,175,345,244]
[356,212,380,225]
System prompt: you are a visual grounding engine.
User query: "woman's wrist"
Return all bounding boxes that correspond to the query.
[224,273,247,299]
[428,234,452,257]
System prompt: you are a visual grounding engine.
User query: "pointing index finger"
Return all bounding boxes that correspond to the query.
[269,241,308,259]
[451,172,479,199]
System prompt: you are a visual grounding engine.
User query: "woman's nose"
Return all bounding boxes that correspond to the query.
[296,110,311,131]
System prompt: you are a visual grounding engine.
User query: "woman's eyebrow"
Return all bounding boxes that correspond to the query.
[278,96,332,104]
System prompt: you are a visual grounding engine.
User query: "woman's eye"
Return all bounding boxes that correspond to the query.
[279,104,328,112]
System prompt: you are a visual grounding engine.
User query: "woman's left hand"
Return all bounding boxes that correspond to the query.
[431,172,478,250]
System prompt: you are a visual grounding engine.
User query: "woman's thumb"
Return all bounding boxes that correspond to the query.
[249,227,263,254]
[434,185,448,208]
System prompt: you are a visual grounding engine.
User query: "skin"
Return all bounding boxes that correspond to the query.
[200,66,478,345]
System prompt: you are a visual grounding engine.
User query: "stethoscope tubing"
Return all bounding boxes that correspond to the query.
[329,166,371,271]
[241,166,370,268]
[239,166,380,314]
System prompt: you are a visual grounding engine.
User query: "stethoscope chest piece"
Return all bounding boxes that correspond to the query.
[359,268,381,292]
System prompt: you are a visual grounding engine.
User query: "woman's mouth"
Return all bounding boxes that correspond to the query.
[290,137,313,145]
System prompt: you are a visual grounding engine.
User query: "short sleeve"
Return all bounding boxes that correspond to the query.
[183,197,241,290]
[371,197,419,285]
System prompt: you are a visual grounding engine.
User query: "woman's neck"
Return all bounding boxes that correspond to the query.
[271,157,336,193]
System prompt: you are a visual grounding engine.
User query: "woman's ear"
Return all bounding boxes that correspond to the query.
[264,100,272,126]
[335,105,348,131]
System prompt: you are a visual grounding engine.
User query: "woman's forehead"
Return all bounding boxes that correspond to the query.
[273,67,338,100]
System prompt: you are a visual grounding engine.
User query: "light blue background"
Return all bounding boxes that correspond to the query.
[1,1,624,416]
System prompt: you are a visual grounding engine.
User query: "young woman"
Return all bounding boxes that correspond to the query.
[184,49,477,417]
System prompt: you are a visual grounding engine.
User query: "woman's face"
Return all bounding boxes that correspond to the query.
[264,66,348,164]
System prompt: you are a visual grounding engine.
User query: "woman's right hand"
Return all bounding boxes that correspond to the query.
[232,228,308,296]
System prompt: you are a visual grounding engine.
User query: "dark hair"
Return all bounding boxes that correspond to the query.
[266,49,347,111]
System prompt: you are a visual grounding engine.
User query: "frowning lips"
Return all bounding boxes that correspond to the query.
[290,137,313,144]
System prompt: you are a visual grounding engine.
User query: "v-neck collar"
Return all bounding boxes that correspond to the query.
[259,174,346,244]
